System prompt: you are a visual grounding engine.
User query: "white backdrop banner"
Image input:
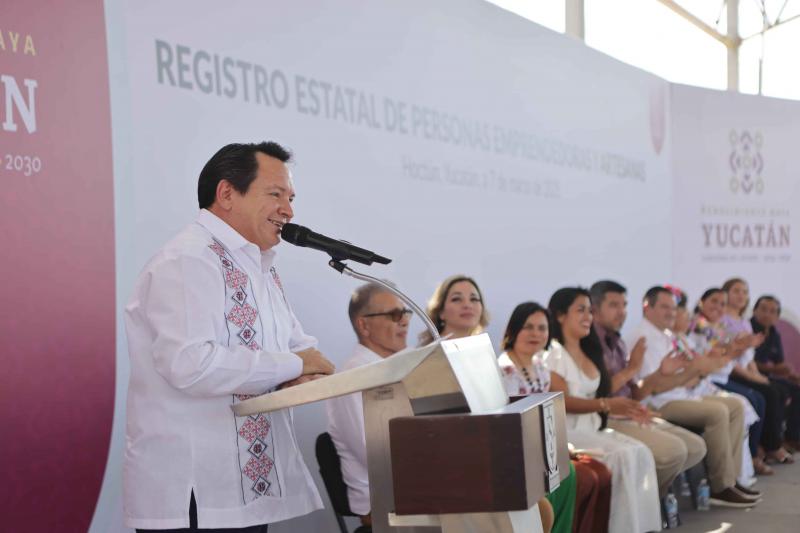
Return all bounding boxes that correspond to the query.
[671,84,799,313]
[98,0,672,531]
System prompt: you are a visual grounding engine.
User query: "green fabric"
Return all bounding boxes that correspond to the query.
[545,461,576,533]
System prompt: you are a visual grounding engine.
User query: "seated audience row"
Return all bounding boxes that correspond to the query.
[621,285,753,504]
[328,274,796,532]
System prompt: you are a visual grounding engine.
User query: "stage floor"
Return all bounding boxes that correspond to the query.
[679,457,800,532]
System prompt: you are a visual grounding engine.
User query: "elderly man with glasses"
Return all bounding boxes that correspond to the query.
[326,282,411,529]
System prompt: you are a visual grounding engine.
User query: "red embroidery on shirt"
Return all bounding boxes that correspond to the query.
[269,266,290,306]
[252,477,271,496]
[243,455,275,481]
[238,415,271,442]
[227,303,258,328]
[255,415,270,437]
[238,418,259,442]
[225,268,248,289]
[269,267,283,291]
[209,241,226,257]
[248,438,267,458]
[207,237,280,500]
[231,289,247,306]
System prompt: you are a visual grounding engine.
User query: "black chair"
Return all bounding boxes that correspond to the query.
[315,432,364,533]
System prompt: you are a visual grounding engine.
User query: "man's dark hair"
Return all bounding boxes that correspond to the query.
[197,141,292,209]
[501,302,551,352]
[754,295,782,315]
[589,280,627,307]
[643,286,673,308]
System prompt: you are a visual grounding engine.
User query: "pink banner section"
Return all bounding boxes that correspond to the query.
[0,1,115,532]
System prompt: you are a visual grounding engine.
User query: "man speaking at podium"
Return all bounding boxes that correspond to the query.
[124,142,335,532]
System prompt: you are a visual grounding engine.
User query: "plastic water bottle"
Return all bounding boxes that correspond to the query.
[678,471,691,497]
[665,492,680,528]
[696,478,710,511]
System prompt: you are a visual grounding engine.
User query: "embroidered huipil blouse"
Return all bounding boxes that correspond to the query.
[497,351,551,396]
[690,314,736,384]
[123,210,322,529]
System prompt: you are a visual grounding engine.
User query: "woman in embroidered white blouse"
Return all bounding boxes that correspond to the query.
[543,287,662,533]
[497,302,551,396]
[499,301,614,533]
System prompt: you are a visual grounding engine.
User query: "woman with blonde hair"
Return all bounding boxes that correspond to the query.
[419,277,561,531]
[418,274,489,345]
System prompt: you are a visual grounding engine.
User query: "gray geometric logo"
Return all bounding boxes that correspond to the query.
[729,130,764,194]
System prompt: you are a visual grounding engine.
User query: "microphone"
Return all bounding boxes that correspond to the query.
[280,223,392,266]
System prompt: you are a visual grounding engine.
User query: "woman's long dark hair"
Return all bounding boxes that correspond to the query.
[501,302,551,352]
[548,287,611,426]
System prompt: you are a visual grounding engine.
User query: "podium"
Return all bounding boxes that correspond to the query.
[234,333,569,532]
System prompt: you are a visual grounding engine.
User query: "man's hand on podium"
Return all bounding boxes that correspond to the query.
[278,373,328,389]
[296,347,335,376]
[277,348,334,389]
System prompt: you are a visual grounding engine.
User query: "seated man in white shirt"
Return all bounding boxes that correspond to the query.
[625,286,758,508]
[589,280,707,498]
[326,283,411,528]
[124,142,335,533]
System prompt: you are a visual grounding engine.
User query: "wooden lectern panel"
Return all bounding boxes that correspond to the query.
[388,393,567,516]
[390,412,529,515]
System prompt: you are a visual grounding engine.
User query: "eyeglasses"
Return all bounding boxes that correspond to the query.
[362,308,413,323]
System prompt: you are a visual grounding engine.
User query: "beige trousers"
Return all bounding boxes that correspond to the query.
[608,417,707,496]
[657,396,745,493]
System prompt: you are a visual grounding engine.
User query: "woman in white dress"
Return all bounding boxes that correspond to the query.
[543,287,662,533]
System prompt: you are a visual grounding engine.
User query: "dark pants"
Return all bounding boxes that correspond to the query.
[771,377,800,441]
[722,375,786,452]
[137,493,269,533]
[715,379,766,456]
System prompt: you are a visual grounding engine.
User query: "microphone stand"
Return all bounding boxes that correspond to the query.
[328,259,441,342]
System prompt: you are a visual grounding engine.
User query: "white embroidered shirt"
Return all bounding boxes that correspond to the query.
[123,209,322,529]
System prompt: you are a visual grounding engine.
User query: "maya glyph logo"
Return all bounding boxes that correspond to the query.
[729,130,764,194]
